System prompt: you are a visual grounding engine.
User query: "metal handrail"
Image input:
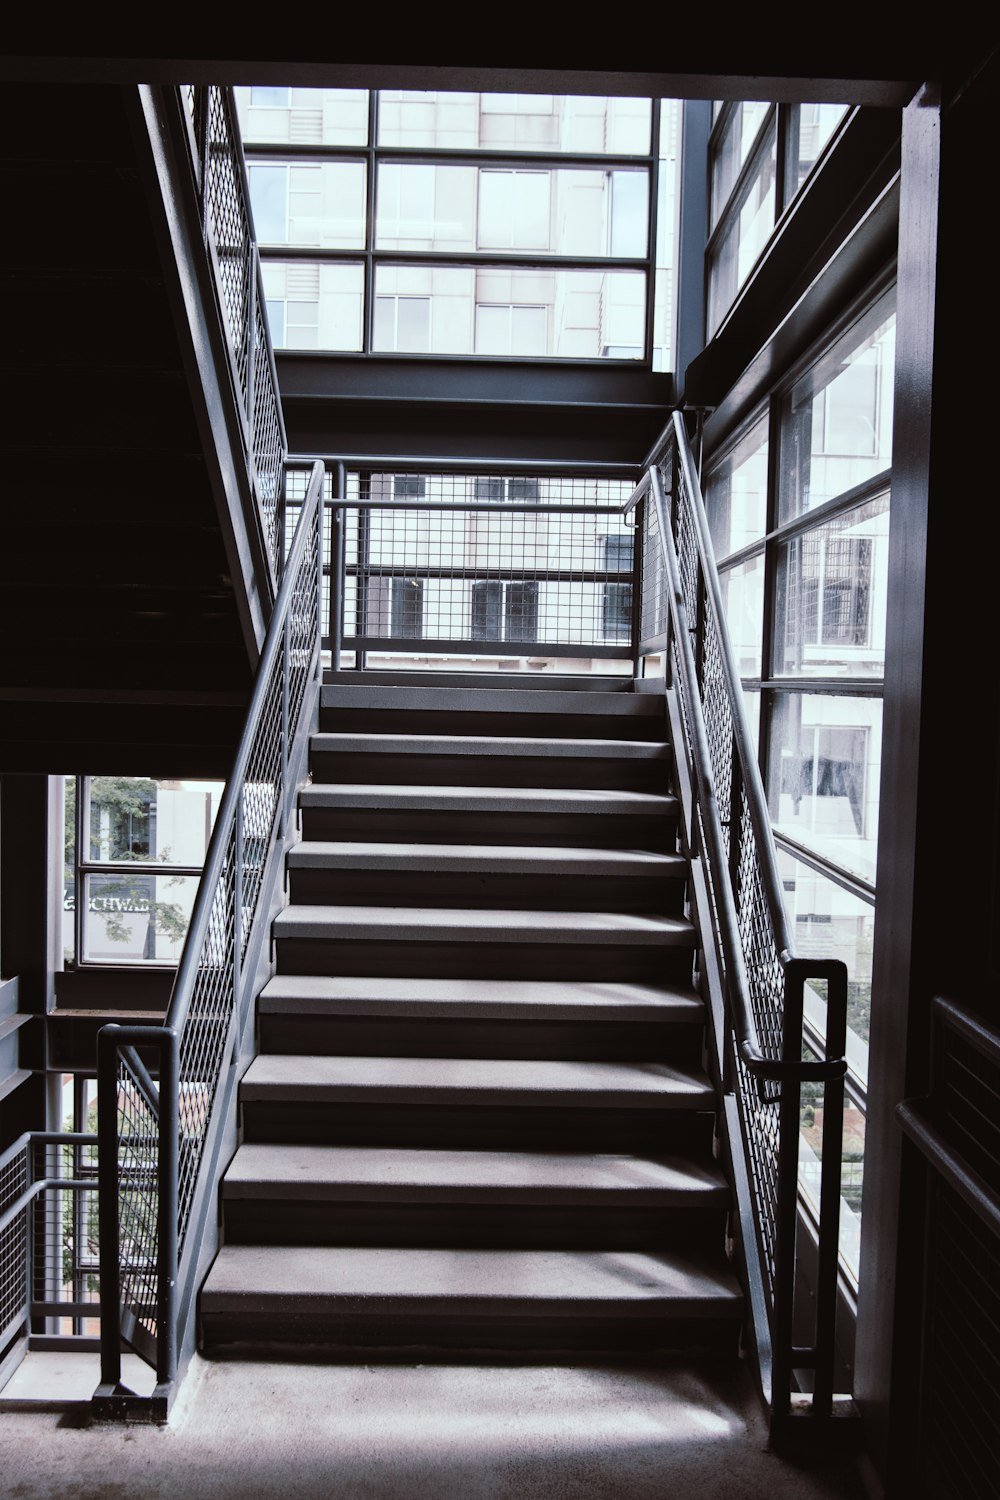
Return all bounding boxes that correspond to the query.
[96,462,325,1413]
[637,411,850,1427]
[651,461,845,1085]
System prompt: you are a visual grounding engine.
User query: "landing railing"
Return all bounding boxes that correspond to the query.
[0,1133,100,1379]
[95,462,324,1419]
[284,466,637,668]
[631,411,850,1429]
[181,84,287,584]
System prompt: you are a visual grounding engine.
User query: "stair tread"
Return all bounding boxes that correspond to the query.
[321,685,663,716]
[287,842,685,875]
[311,733,668,759]
[273,905,696,945]
[202,1246,743,1316]
[258,975,703,1021]
[240,1054,715,1107]
[222,1144,730,1203]
[300,783,677,814]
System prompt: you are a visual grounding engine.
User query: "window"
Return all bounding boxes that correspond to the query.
[391,577,424,638]
[374,295,431,353]
[64,776,222,967]
[601,535,633,643]
[475,303,547,357]
[473,477,540,503]
[250,86,290,108]
[471,581,539,643]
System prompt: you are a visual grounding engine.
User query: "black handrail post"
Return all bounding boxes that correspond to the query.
[772,970,805,1422]
[629,496,643,680]
[156,1030,179,1389]
[813,959,848,1415]
[97,1025,124,1392]
[329,467,346,674]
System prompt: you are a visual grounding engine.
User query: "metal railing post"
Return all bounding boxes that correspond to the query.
[157,1031,179,1388]
[97,1027,124,1392]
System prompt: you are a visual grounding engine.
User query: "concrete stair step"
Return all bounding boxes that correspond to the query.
[287,842,684,877]
[221,1143,730,1205]
[299,783,677,816]
[240,1054,715,1110]
[273,905,696,947]
[200,1246,744,1353]
[321,685,665,718]
[256,975,705,1062]
[311,733,668,760]
[258,975,703,1023]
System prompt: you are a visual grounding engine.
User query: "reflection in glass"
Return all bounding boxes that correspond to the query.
[262,261,364,350]
[377,92,651,154]
[779,300,895,521]
[248,160,366,248]
[704,413,769,559]
[720,554,764,676]
[82,873,198,965]
[774,494,889,677]
[372,264,644,359]
[708,122,776,335]
[710,101,770,226]
[768,693,882,884]
[234,87,369,146]
[785,104,850,201]
[85,778,221,865]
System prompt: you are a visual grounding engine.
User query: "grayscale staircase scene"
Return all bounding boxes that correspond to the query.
[200,679,744,1355]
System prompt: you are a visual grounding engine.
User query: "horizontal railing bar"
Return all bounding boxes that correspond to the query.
[772,832,877,903]
[0,1179,96,1236]
[621,470,651,515]
[340,566,633,584]
[897,1099,1000,1242]
[322,500,625,515]
[78,863,203,878]
[30,1302,101,1318]
[932,994,1000,1067]
[286,455,640,478]
[0,1132,95,1173]
[338,637,632,660]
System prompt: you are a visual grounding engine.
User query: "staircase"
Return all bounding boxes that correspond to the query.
[200,676,744,1357]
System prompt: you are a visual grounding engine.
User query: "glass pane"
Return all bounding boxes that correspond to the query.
[376,164,648,259]
[767,692,882,884]
[63,775,75,964]
[710,101,770,226]
[262,261,364,351]
[798,1038,866,1278]
[377,92,651,154]
[86,778,222,865]
[373,264,645,358]
[704,412,769,558]
[234,86,369,146]
[786,104,849,201]
[652,99,682,372]
[774,493,889,677]
[719,553,764,676]
[249,160,366,248]
[82,873,199,965]
[779,298,896,522]
[707,122,776,336]
[778,847,875,1072]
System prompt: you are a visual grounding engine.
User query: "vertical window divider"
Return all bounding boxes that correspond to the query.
[643,99,662,365]
[363,91,379,354]
[759,393,783,781]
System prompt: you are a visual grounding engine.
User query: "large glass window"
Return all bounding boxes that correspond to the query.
[704,283,895,1279]
[239,89,668,363]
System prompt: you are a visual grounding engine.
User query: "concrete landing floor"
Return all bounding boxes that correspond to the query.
[0,1355,870,1500]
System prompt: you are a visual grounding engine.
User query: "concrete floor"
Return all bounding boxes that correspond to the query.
[0,1354,870,1500]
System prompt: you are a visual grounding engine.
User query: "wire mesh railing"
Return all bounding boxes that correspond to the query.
[181,84,287,585]
[97,463,324,1407]
[286,468,638,664]
[635,412,850,1425]
[0,1133,101,1361]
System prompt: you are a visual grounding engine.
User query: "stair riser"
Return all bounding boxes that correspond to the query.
[318,708,665,742]
[221,1200,727,1252]
[200,1310,741,1357]
[257,1014,704,1064]
[240,1102,715,1154]
[299,808,676,851]
[309,751,666,792]
[286,868,686,914]
[275,938,696,984]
